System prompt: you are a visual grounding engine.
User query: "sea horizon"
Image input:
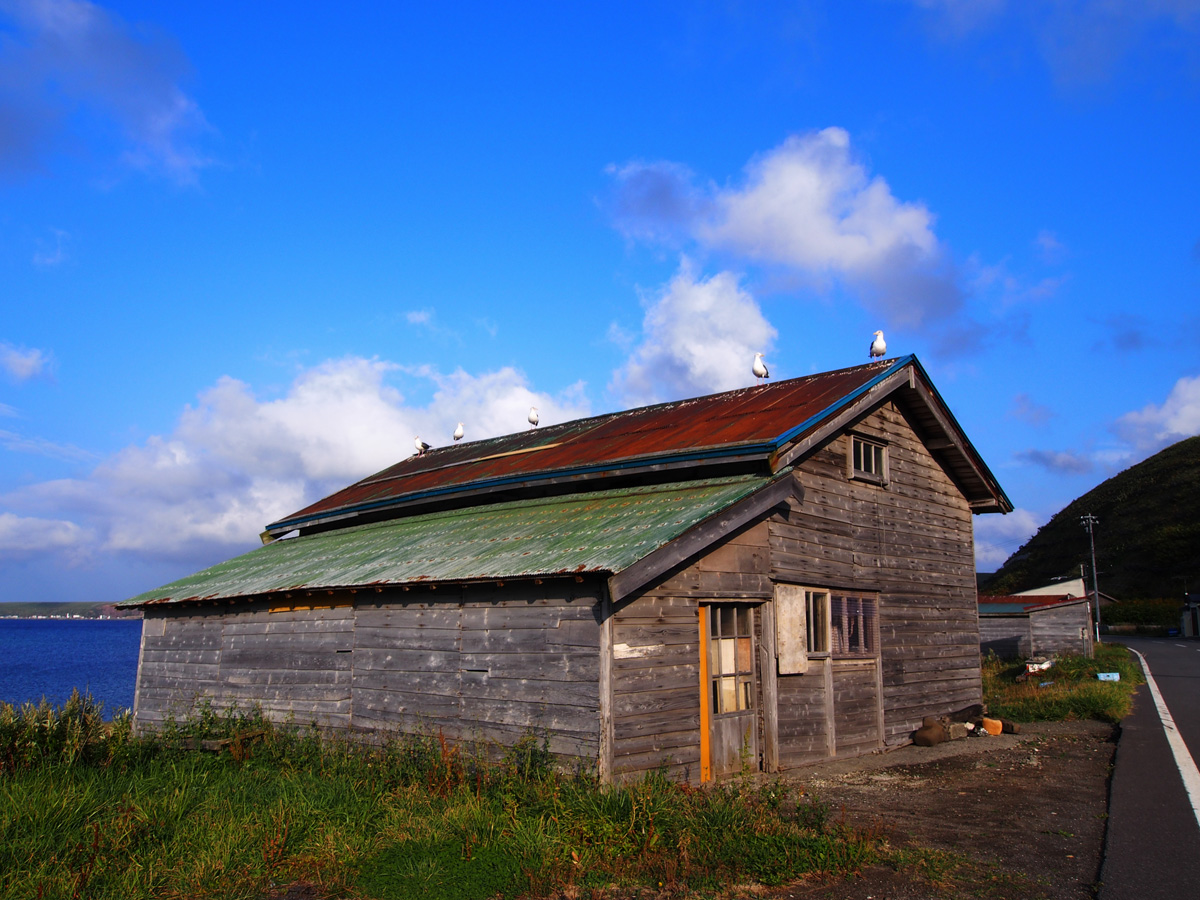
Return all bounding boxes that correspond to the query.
[0,618,143,715]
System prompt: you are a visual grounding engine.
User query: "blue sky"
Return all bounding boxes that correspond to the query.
[2,0,1198,604]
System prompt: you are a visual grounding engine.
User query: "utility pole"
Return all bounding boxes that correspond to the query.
[1081,514,1102,643]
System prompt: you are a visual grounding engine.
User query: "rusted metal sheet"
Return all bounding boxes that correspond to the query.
[119,474,778,608]
[270,358,903,533]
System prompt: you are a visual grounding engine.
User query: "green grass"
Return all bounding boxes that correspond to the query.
[0,696,875,900]
[982,643,1143,723]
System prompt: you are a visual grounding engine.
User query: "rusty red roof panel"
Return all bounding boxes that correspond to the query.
[269,358,903,532]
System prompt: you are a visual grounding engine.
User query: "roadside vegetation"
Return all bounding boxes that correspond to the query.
[0,692,873,900]
[982,642,1143,723]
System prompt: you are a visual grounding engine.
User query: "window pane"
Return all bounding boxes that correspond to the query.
[736,636,752,672]
[739,678,753,711]
[720,606,735,636]
[719,637,736,675]
[719,676,737,713]
[736,606,749,635]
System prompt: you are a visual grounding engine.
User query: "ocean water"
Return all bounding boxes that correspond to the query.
[0,618,143,715]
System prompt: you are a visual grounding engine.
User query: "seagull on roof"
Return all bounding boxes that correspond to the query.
[752,352,769,383]
[414,436,431,456]
[869,330,887,359]
[528,407,539,429]
[453,422,464,442]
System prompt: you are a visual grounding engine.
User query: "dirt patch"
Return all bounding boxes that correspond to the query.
[781,720,1118,899]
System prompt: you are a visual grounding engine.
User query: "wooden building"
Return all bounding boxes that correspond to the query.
[121,355,1011,783]
[977,595,1095,658]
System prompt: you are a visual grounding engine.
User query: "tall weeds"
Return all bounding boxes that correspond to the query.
[982,643,1143,723]
[0,699,874,900]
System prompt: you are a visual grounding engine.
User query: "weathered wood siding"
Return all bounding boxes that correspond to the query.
[135,579,604,762]
[1028,603,1093,657]
[773,401,981,749]
[978,616,1032,658]
[609,521,770,783]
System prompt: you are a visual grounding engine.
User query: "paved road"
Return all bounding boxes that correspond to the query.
[1100,637,1200,899]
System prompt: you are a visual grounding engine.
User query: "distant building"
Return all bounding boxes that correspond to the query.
[978,595,1095,658]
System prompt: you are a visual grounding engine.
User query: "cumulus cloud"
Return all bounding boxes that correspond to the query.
[609,129,962,331]
[1112,373,1200,454]
[974,506,1042,571]
[0,0,212,183]
[1,356,592,565]
[1015,448,1094,475]
[0,342,49,380]
[610,261,777,407]
[0,511,91,558]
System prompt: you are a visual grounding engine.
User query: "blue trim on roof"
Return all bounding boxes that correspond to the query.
[769,354,914,447]
[267,355,919,534]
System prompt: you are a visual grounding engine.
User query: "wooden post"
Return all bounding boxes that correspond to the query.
[698,605,712,783]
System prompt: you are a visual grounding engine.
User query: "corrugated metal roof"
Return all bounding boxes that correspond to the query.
[269,358,906,532]
[978,595,1086,615]
[121,473,777,607]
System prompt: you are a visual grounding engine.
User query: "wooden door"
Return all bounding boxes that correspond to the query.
[701,604,758,780]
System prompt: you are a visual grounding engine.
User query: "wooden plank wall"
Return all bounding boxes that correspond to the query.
[979,616,1032,658]
[136,579,604,762]
[1029,604,1094,657]
[610,521,770,783]
[831,660,881,755]
[772,401,982,749]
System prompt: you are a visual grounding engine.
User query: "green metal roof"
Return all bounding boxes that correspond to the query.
[120,473,778,607]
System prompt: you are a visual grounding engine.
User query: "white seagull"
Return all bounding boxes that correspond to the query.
[414,436,431,456]
[452,422,464,442]
[752,352,769,383]
[869,330,887,359]
[528,407,539,429]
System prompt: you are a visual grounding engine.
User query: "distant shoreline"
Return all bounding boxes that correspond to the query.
[0,601,142,620]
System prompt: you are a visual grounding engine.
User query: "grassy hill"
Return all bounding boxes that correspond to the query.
[985,435,1200,600]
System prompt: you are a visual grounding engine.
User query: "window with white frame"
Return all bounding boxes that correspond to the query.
[850,435,888,484]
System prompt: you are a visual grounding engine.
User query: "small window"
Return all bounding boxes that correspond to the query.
[850,436,888,484]
[831,593,880,658]
[708,605,755,714]
[805,590,829,655]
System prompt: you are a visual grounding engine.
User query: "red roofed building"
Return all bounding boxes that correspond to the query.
[122,355,1011,782]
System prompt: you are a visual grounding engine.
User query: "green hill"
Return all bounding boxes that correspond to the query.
[986,435,1200,600]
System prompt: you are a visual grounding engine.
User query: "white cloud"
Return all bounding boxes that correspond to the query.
[1,356,592,565]
[609,129,963,331]
[0,511,90,558]
[0,342,49,380]
[610,261,777,407]
[0,0,212,183]
[0,428,94,461]
[1113,373,1200,453]
[974,507,1042,571]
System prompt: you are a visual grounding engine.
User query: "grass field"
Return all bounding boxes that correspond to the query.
[0,695,873,900]
[982,642,1143,723]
